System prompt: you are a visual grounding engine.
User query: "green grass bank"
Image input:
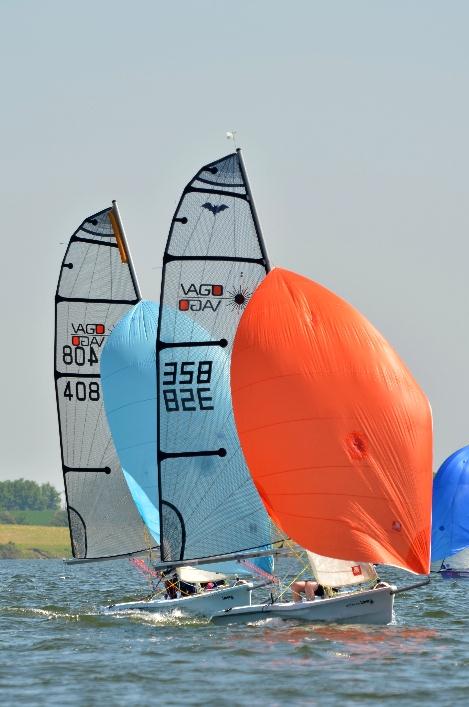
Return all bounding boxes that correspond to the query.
[0,524,71,559]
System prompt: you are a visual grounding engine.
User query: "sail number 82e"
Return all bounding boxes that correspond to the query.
[162,360,213,412]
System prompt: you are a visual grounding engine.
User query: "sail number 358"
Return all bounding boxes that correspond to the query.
[162,361,213,412]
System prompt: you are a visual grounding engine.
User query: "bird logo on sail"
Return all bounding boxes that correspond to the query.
[201,202,229,215]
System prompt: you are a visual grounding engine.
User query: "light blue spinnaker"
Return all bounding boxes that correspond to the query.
[101,301,160,544]
[431,445,469,562]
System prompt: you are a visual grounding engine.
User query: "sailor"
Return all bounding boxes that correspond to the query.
[291,579,320,602]
[163,570,179,600]
[179,579,197,596]
[291,580,338,601]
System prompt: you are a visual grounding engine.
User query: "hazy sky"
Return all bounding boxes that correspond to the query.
[1,1,468,488]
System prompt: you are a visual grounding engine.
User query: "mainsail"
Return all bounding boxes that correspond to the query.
[156,150,278,563]
[431,445,469,563]
[231,267,433,574]
[54,203,156,560]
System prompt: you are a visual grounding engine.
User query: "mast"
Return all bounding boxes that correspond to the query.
[110,200,142,298]
[236,148,271,272]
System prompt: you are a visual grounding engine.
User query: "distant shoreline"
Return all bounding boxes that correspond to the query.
[0,524,70,559]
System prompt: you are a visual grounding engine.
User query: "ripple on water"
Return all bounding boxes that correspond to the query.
[0,561,468,706]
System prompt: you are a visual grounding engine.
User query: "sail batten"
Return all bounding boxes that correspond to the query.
[156,151,279,563]
[55,203,156,561]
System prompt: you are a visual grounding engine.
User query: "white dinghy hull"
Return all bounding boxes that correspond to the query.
[211,585,395,626]
[108,582,254,617]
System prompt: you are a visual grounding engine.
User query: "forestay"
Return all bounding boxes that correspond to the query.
[156,150,278,563]
[55,203,155,560]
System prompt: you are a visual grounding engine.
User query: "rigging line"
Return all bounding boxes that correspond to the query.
[272,558,311,604]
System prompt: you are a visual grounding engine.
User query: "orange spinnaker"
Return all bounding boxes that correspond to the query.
[231,268,432,574]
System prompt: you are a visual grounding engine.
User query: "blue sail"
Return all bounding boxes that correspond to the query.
[101,299,273,574]
[101,301,160,544]
[431,445,469,561]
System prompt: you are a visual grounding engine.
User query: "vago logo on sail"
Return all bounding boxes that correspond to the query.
[179,284,223,312]
[70,322,106,347]
[178,283,252,313]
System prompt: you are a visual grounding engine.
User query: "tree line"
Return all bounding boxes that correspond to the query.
[0,479,61,511]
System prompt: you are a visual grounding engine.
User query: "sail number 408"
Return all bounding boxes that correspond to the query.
[63,381,100,401]
[162,361,213,412]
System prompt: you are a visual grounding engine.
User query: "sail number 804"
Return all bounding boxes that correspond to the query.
[162,361,213,412]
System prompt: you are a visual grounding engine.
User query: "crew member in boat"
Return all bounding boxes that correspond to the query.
[201,579,226,591]
[291,579,332,601]
[163,570,179,600]
[179,578,197,596]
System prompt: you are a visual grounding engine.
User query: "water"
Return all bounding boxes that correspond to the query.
[1,560,467,706]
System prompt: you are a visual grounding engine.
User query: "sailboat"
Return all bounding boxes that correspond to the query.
[431,445,469,578]
[211,261,433,624]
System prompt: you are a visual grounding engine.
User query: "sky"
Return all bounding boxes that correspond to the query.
[1,0,468,489]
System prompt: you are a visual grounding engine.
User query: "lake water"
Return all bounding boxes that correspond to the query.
[1,560,467,706]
